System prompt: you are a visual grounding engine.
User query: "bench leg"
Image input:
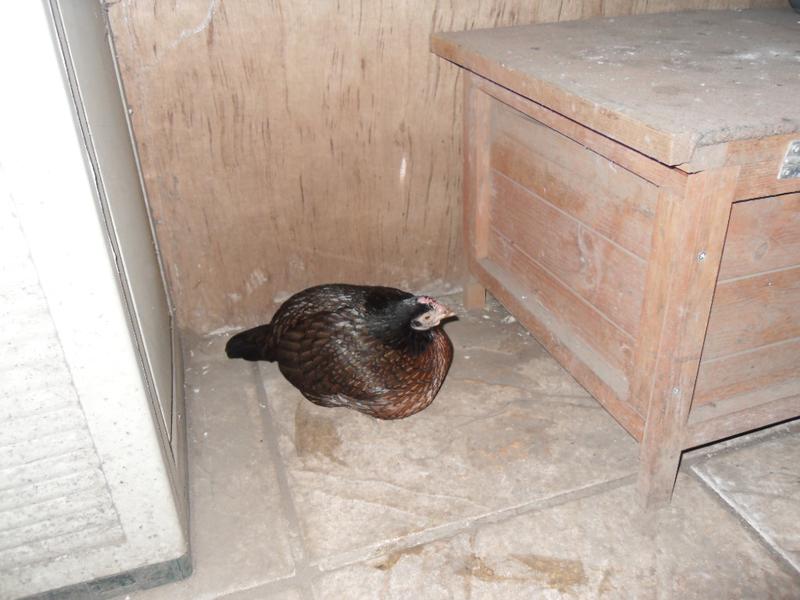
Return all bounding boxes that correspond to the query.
[631,168,740,510]
[463,278,486,310]
[637,434,682,510]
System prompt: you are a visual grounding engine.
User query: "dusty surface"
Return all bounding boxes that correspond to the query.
[315,475,799,600]
[118,338,296,600]
[263,297,638,567]
[692,422,800,574]
[123,295,799,600]
[433,8,800,164]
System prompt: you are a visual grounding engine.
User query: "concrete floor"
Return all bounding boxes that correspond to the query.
[123,295,800,600]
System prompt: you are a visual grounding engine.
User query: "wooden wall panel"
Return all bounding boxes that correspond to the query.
[703,266,800,360]
[718,193,800,281]
[106,0,782,332]
[491,101,658,260]
[489,172,647,336]
[487,232,635,395]
[695,338,800,407]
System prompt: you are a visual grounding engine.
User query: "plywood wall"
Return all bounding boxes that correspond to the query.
[106,0,782,333]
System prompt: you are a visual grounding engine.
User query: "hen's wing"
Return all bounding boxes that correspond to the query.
[273,311,395,405]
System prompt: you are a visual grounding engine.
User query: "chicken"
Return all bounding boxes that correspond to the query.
[225,284,455,419]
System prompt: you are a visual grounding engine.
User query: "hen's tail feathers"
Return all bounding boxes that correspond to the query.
[225,324,274,362]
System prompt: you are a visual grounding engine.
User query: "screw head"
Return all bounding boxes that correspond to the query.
[697,251,706,262]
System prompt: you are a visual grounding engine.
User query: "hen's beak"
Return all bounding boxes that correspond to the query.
[443,305,456,319]
[433,301,456,321]
[416,296,457,323]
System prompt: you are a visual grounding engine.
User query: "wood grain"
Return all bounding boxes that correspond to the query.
[463,279,487,310]
[685,394,800,448]
[464,73,493,261]
[472,76,686,194]
[681,135,800,200]
[695,337,800,407]
[461,73,491,310]
[491,101,658,260]
[679,133,800,200]
[703,266,800,360]
[472,255,644,440]
[489,171,647,336]
[432,7,797,166]
[732,136,800,200]
[487,232,635,392]
[718,193,800,281]
[635,168,739,508]
[106,0,779,332]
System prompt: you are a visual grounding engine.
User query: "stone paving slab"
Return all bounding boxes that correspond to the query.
[261,297,639,567]
[122,296,799,600]
[314,474,800,599]
[692,423,800,575]
[125,335,296,600]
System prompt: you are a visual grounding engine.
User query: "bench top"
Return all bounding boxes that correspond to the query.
[432,9,800,165]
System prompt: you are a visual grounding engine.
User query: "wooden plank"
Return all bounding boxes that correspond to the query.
[733,137,800,200]
[682,135,800,200]
[463,279,487,310]
[718,193,800,281]
[431,33,687,165]
[490,171,647,336]
[462,74,492,310]
[634,167,739,509]
[464,73,493,260]
[432,10,800,166]
[487,231,634,396]
[491,101,658,259]
[470,255,644,441]
[677,133,797,171]
[703,266,800,360]
[694,337,800,408]
[473,76,686,193]
[692,378,800,425]
[684,394,800,449]
[629,191,677,418]
[735,175,800,204]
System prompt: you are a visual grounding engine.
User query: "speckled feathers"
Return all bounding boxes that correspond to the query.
[225,284,454,419]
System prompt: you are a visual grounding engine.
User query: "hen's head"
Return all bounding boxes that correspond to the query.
[365,288,455,338]
[409,296,456,331]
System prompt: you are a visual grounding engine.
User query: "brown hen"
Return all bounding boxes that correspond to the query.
[224,284,455,419]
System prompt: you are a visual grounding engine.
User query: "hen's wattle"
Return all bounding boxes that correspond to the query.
[225,284,455,419]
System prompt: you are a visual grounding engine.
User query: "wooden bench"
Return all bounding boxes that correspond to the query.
[432,8,800,508]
